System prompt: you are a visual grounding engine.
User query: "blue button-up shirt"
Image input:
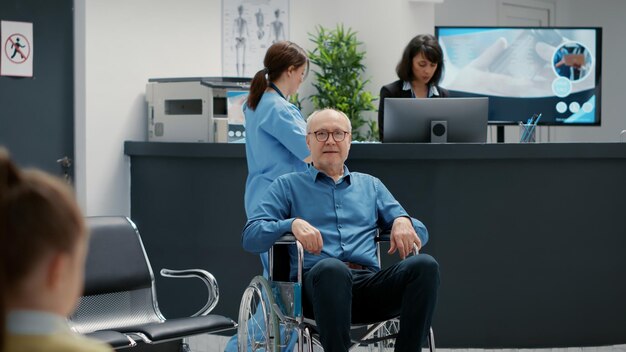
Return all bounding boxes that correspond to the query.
[242,165,428,279]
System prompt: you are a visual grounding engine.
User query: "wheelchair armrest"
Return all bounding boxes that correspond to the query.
[279,231,392,244]
[375,230,419,254]
[159,268,219,317]
[275,233,297,244]
[375,230,391,243]
[270,233,305,283]
[272,229,417,282]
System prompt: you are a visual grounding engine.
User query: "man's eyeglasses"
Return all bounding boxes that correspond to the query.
[309,130,350,142]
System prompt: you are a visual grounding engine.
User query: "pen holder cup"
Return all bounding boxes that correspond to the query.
[519,123,536,143]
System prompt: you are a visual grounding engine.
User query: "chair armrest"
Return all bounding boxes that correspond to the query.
[159,268,219,317]
[86,330,137,348]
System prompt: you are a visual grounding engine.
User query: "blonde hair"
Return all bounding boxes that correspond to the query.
[0,148,86,350]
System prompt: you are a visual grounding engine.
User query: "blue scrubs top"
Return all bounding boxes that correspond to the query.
[244,91,310,216]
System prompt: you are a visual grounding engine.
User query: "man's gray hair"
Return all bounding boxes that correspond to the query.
[306,108,352,133]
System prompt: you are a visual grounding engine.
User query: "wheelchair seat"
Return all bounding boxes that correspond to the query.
[237,232,435,351]
[69,216,236,348]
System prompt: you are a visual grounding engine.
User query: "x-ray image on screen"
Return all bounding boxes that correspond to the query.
[436,27,602,125]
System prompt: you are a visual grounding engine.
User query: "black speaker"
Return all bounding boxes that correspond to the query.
[431,120,447,143]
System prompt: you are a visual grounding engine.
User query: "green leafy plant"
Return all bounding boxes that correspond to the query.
[288,92,303,111]
[308,24,378,141]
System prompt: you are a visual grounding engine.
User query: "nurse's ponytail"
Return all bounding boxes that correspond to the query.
[247,40,308,110]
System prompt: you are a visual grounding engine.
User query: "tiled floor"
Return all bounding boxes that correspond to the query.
[186,334,626,352]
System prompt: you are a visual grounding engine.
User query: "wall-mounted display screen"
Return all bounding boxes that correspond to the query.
[435,26,602,125]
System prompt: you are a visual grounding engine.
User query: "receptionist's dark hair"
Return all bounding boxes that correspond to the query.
[396,34,445,86]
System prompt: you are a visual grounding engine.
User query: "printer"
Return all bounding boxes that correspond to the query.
[145,77,251,143]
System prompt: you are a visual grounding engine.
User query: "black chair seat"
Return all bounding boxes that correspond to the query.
[86,330,134,348]
[119,315,236,342]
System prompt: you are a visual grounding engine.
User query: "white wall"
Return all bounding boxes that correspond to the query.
[435,0,498,26]
[290,1,436,113]
[76,0,222,215]
[435,0,626,143]
[75,0,436,216]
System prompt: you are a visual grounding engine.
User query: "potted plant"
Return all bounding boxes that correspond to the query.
[308,24,378,141]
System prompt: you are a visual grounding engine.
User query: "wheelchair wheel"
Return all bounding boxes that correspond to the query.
[238,276,280,352]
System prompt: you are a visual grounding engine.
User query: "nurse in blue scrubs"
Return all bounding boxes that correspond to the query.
[243,41,311,269]
[224,40,309,352]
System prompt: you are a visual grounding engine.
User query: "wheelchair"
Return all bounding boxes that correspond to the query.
[237,231,435,351]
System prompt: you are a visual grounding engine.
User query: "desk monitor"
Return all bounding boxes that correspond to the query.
[383,97,488,143]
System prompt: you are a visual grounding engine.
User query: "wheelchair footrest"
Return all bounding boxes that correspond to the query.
[355,333,399,346]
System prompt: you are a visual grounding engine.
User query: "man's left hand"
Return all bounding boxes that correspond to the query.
[388,217,421,259]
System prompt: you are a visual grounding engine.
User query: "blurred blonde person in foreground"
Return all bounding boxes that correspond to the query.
[0,148,112,352]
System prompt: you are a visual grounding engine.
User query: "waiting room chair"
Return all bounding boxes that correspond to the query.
[68,216,236,349]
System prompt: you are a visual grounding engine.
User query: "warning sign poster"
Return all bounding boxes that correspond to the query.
[1,21,34,77]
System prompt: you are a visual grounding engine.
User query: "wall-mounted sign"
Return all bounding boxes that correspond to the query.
[1,20,34,77]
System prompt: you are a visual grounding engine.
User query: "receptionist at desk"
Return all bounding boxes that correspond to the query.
[378,34,449,142]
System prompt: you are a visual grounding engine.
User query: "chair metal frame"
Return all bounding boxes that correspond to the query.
[238,231,435,352]
[69,216,236,349]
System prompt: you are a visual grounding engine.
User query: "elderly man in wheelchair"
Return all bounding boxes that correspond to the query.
[239,108,440,352]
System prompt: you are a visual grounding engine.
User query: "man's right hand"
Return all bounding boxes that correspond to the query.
[291,218,323,255]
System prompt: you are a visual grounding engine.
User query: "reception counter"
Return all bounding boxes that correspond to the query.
[125,142,626,347]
